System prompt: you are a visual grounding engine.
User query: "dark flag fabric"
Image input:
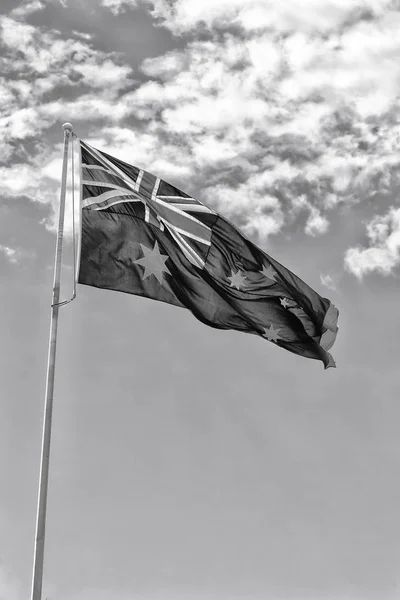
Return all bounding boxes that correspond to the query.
[78,139,339,369]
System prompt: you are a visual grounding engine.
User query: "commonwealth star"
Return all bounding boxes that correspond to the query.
[228,269,247,289]
[134,241,171,284]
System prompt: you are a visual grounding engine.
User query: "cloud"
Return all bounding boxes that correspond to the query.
[320,273,339,292]
[344,207,400,278]
[292,195,330,236]
[10,0,45,19]
[305,209,330,237]
[0,139,80,236]
[0,14,136,231]
[3,0,400,263]
[73,60,133,91]
[93,7,400,240]
[72,30,93,40]
[0,245,18,263]
[101,0,139,13]
[0,161,49,200]
[104,0,393,34]
[0,16,135,147]
[0,244,35,264]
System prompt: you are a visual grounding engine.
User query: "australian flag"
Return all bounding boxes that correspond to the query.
[78,140,339,368]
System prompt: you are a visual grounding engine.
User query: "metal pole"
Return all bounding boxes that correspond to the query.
[30,122,73,600]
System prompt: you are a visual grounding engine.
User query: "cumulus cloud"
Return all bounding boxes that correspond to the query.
[10,0,45,19]
[0,244,35,264]
[209,183,285,238]
[344,207,400,278]
[292,195,330,236]
[3,0,400,272]
[73,60,133,90]
[320,273,339,292]
[0,162,49,201]
[0,15,135,148]
[0,245,18,263]
[0,138,80,235]
[94,3,400,241]
[305,209,330,237]
[0,14,136,229]
[101,0,139,13]
[103,0,394,34]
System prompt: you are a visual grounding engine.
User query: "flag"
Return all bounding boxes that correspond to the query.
[78,140,339,369]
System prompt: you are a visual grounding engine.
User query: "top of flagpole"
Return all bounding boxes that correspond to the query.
[62,122,73,132]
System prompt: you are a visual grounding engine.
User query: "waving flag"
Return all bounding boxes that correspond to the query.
[78,140,339,369]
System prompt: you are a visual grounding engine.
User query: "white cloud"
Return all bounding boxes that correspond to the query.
[43,95,128,124]
[0,14,136,235]
[1,107,51,140]
[109,0,394,35]
[0,16,135,147]
[291,195,330,237]
[101,0,139,14]
[320,273,339,291]
[72,30,93,40]
[96,10,400,240]
[0,141,80,235]
[344,207,400,278]
[206,183,285,238]
[244,209,285,239]
[0,162,48,199]
[305,209,330,237]
[0,244,35,264]
[0,245,18,263]
[10,0,45,18]
[73,59,133,91]
[3,0,400,259]
[141,52,187,80]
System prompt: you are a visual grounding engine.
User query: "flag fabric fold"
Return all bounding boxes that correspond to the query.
[78,139,339,369]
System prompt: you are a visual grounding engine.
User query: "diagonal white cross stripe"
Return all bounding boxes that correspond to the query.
[83,189,136,209]
[80,141,215,267]
[82,164,117,178]
[134,169,144,191]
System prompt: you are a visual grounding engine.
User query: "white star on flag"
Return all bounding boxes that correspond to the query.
[134,241,170,284]
[228,269,247,289]
[280,297,290,308]
[262,324,281,343]
[260,265,277,281]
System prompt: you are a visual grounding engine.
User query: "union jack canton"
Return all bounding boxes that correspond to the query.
[80,140,214,269]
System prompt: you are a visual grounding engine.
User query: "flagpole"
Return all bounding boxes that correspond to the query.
[30,122,73,600]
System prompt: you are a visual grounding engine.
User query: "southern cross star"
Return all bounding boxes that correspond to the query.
[262,324,281,343]
[260,264,277,281]
[134,240,170,284]
[280,297,290,308]
[228,269,247,290]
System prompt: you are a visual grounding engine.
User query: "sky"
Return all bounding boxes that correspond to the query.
[1,0,400,599]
